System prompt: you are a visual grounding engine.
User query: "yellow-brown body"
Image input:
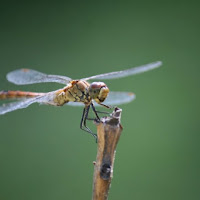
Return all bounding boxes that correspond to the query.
[54,80,92,106]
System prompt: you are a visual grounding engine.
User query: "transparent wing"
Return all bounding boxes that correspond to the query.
[81,61,162,81]
[0,94,53,115]
[102,91,135,106]
[7,69,72,85]
[66,91,135,107]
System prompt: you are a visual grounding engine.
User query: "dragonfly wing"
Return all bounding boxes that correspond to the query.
[7,69,72,85]
[0,95,52,115]
[66,102,85,107]
[66,91,135,107]
[81,61,162,81]
[102,91,135,106]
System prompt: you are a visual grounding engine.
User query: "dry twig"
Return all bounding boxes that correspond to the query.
[92,107,123,200]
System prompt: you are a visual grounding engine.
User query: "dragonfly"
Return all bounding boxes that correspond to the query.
[0,61,162,138]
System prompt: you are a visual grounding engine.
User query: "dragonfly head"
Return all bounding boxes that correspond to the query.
[89,82,109,104]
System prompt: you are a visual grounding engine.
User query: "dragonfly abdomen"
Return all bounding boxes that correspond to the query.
[0,90,43,99]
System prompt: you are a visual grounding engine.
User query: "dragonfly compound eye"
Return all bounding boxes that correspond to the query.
[89,82,109,103]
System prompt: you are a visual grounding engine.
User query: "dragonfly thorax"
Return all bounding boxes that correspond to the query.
[89,82,109,104]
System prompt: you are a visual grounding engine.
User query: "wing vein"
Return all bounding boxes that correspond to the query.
[7,69,72,85]
[81,61,162,81]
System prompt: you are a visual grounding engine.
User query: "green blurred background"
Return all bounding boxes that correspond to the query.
[0,1,199,200]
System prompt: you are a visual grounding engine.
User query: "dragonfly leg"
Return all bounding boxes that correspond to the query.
[91,103,112,117]
[99,103,113,109]
[85,104,108,120]
[80,105,97,141]
[85,111,110,120]
[95,110,110,115]
[91,103,100,121]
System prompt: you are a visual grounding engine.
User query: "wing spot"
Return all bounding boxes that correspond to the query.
[21,68,30,72]
[128,92,135,96]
